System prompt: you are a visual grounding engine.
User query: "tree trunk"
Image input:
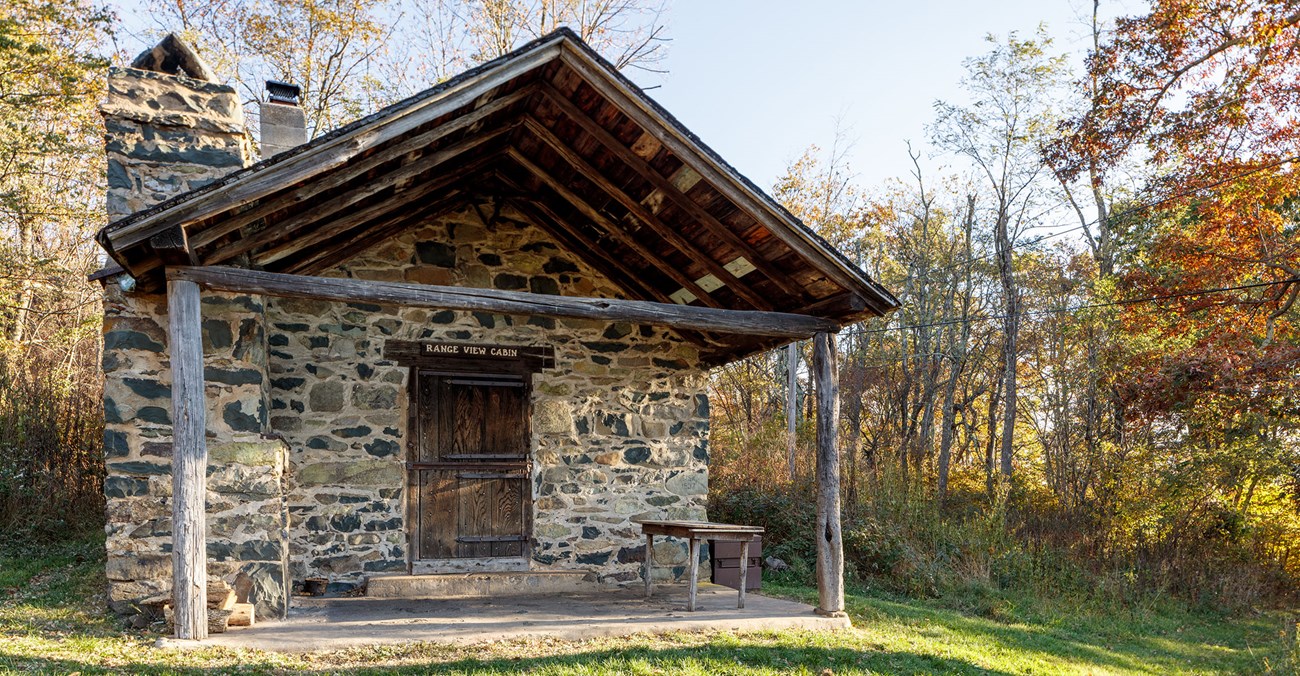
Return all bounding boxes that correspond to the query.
[995,207,1019,482]
[937,370,959,504]
[938,195,976,505]
[787,341,798,480]
[9,217,35,343]
[984,373,1003,498]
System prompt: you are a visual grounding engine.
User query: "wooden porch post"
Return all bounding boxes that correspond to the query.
[168,277,208,639]
[813,331,845,616]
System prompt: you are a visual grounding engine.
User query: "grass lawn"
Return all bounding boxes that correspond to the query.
[1,535,1296,675]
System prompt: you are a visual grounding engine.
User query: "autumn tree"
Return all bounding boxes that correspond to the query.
[0,0,112,531]
[145,0,669,142]
[146,0,394,137]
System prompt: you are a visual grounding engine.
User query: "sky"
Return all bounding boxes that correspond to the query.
[109,0,1139,193]
[637,0,1136,191]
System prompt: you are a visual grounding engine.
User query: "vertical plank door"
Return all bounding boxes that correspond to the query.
[411,371,529,560]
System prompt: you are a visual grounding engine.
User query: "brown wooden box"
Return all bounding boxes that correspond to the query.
[710,536,761,591]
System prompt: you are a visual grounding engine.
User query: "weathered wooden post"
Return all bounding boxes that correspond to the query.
[168,277,208,639]
[813,330,845,616]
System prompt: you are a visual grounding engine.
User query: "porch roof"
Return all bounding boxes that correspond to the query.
[96,28,898,362]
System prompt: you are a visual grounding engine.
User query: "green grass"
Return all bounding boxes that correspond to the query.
[1,536,1297,674]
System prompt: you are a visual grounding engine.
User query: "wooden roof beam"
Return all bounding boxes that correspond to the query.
[185,84,539,254]
[252,151,499,267]
[498,189,676,305]
[168,266,840,338]
[498,192,717,350]
[555,47,896,314]
[284,191,470,275]
[502,149,726,310]
[203,130,512,266]
[534,82,810,302]
[519,117,775,311]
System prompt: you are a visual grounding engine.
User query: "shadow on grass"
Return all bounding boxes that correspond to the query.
[2,537,1291,675]
[0,641,1019,675]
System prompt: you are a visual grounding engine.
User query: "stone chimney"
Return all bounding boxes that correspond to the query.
[102,33,253,222]
[99,35,288,622]
[259,80,307,159]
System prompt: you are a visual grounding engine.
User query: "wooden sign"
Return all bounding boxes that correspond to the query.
[384,340,555,372]
[417,342,538,360]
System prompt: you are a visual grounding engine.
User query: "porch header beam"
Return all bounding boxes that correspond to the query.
[166,266,838,338]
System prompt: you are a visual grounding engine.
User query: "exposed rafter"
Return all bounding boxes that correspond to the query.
[518,117,773,311]
[533,82,810,302]
[503,150,724,309]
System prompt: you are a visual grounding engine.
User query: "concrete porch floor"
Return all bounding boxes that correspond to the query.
[199,583,850,652]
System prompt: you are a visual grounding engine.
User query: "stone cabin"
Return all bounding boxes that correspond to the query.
[94,30,898,630]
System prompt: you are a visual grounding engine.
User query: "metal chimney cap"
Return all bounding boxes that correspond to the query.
[266,80,301,106]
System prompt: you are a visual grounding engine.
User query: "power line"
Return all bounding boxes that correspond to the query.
[850,277,1300,336]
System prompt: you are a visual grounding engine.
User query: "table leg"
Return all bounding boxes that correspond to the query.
[738,539,749,609]
[644,534,654,598]
[687,537,699,611]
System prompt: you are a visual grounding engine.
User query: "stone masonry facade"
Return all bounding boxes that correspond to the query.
[101,56,710,619]
[269,204,709,588]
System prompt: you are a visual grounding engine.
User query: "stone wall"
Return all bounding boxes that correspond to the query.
[101,43,713,612]
[269,203,711,587]
[102,283,291,618]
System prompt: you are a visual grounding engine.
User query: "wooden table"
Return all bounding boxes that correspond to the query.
[634,520,765,611]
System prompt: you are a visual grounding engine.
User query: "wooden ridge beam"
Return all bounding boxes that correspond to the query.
[502,149,724,310]
[535,82,809,302]
[167,266,838,338]
[519,117,774,311]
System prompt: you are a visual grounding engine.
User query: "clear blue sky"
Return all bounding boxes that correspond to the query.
[637,0,1137,190]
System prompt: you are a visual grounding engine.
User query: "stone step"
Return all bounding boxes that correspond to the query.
[365,571,599,599]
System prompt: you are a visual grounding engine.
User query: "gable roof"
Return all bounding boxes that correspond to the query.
[97,28,898,363]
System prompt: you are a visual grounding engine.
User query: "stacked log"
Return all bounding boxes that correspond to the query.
[228,603,256,627]
[163,579,243,634]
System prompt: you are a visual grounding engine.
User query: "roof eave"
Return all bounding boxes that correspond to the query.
[552,40,899,316]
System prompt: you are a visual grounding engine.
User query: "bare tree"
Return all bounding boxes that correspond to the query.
[932,28,1066,488]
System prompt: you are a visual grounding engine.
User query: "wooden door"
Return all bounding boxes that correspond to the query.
[409,371,530,561]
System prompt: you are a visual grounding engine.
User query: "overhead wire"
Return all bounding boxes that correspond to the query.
[847,277,1300,336]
